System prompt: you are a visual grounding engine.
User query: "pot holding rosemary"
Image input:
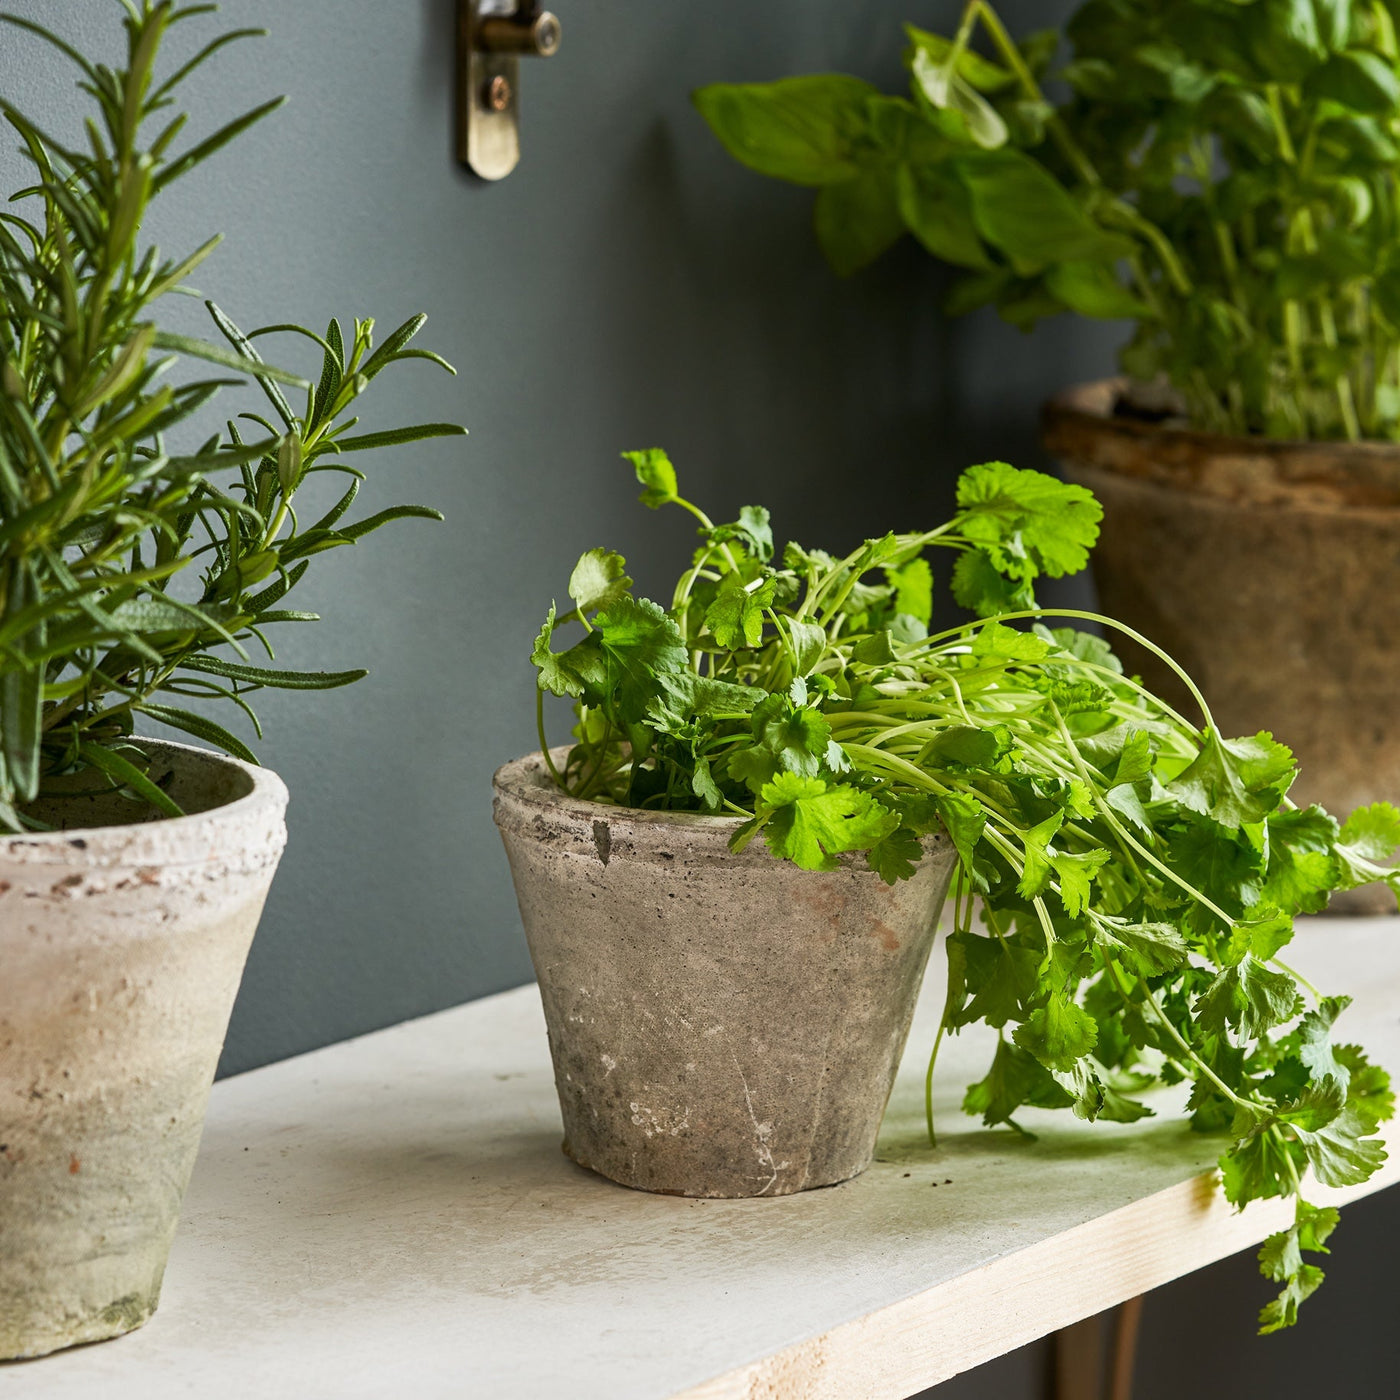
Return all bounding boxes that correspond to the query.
[498,446,1398,1331]
[0,2,464,1359]
[694,0,1400,880]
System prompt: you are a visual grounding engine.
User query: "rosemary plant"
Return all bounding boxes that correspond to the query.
[697,0,1400,440]
[0,2,464,830]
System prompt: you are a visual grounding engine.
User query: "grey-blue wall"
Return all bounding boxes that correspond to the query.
[0,0,1112,1075]
[3,4,1395,1396]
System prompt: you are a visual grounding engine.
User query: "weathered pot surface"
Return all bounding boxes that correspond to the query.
[1044,379,1400,914]
[0,740,288,1359]
[493,749,958,1198]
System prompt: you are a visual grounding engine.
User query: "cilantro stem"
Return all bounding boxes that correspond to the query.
[537,688,563,788]
[928,863,971,1148]
[673,494,743,574]
[841,742,950,794]
[1043,702,1236,928]
[926,1009,948,1149]
[1272,957,1322,1002]
[1104,957,1255,1112]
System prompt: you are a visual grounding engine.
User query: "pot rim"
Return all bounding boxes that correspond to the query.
[1043,377,1400,513]
[494,746,747,834]
[1046,376,1400,459]
[1,737,288,868]
[493,747,951,871]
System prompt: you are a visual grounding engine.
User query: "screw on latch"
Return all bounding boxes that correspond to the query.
[485,74,512,111]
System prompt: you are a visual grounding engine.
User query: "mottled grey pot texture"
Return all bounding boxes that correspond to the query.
[1044,379,1400,915]
[0,740,288,1360]
[493,750,957,1198]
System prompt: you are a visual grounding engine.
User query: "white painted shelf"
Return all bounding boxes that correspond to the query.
[8,916,1399,1400]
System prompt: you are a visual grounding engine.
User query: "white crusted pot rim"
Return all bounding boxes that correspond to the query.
[1,738,288,870]
[494,748,741,830]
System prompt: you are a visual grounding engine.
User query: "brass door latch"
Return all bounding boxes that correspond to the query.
[456,1,561,181]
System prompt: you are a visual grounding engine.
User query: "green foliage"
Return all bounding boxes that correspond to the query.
[695,0,1400,441]
[531,449,1398,1330]
[0,3,464,829]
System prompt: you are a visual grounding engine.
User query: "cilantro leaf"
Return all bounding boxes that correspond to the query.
[1105,781,1153,834]
[532,603,604,699]
[918,723,1011,768]
[1016,810,1064,900]
[591,596,688,720]
[1295,996,1352,1087]
[568,547,632,616]
[708,505,775,562]
[1111,730,1154,787]
[623,447,680,508]
[934,792,987,871]
[736,692,837,783]
[963,1036,1074,1130]
[951,548,1037,617]
[1052,1059,1152,1123]
[852,630,898,665]
[1338,801,1400,861]
[947,929,1041,1029]
[867,823,925,884]
[728,743,778,795]
[887,556,933,625]
[647,670,765,733]
[1166,729,1296,829]
[1260,806,1340,914]
[757,773,899,871]
[1332,802,1400,899]
[1221,1123,1300,1207]
[1222,912,1294,967]
[1167,816,1266,926]
[1091,913,1189,977]
[1334,1044,1396,1135]
[1258,1199,1338,1334]
[1013,992,1098,1072]
[972,620,1054,661]
[1280,1083,1388,1188]
[691,755,724,812]
[705,574,777,649]
[955,461,1103,579]
[1194,954,1300,1040]
[786,618,826,675]
[1050,847,1110,917]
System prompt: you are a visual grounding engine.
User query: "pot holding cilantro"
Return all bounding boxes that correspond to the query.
[0,4,463,1359]
[500,447,1398,1330]
[694,1,1400,895]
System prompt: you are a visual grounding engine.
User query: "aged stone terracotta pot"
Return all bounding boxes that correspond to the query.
[1044,379,1400,912]
[493,749,958,1198]
[0,740,288,1359]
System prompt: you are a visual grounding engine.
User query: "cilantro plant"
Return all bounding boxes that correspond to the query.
[0,3,464,830]
[696,0,1400,440]
[533,449,1399,1331]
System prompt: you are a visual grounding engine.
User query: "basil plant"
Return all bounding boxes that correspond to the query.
[697,0,1400,441]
